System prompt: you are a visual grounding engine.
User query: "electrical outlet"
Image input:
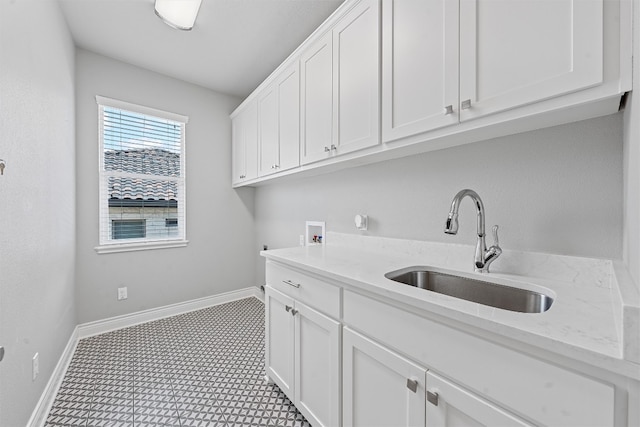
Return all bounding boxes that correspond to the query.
[32,353,39,381]
[299,234,305,246]
[117,287,128,301]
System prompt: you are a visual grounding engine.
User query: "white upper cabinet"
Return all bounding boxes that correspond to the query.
[278,64,301,171]
[258,85,279,176]
[382,0,459,141]
[383,0,607,141]
[302,0,380,165]
[232,0,629,186]
[333,0,380,155]
[231,99,257,185]
[458,0,604,120]
[258,63,300,177]
[301,32,334,164]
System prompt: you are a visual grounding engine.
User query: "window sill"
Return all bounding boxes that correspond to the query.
[95,240,189,254]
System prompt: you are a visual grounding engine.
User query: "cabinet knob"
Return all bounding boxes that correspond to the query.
[444,105,454,115]
[427,390,439,406]
[285,305,292,312]
[290,308,299,316]
[461,99,472,110]
[324,146,330,152]
[330,144,337,151]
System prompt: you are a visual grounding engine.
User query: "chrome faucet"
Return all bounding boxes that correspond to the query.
[444,189,502,273]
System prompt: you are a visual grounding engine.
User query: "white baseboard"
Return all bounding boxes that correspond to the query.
[78,286,263,338]
[27,326,79,427]
[28,286,264,426]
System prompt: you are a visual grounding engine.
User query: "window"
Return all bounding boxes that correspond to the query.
[96,96,188,253]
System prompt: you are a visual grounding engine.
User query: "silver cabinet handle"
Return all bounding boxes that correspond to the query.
[406,379,418,393]
[291,308,299,316]
[444,105,454,115]
[282,279,300,288]
[285,305,292,312]
[461,99,471,110]
[427,390,439,406]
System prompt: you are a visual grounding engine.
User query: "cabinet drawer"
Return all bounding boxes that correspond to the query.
[266,261,340,319]
[343,290,615,427]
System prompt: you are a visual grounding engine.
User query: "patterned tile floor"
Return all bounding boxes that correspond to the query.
[45,297,311,427]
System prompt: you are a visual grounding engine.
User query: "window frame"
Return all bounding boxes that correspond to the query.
[95,96,189,254]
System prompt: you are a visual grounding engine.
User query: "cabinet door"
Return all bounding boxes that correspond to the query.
[258,85,279,177]
[426,371,532,427]
[459,0,603,121]
[294,302,341,427]
[231,100,258,184]
[334,0,380,154]
[277,63,300,172]
[301,31,334,165]
[381,0,458,142]
[265,287,295,401]
[343,328,426,427]
[231,113,246,185]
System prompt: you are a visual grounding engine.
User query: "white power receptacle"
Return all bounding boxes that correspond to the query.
[299,235,305,246]
[117,287,128,300]
[32,353,39,381]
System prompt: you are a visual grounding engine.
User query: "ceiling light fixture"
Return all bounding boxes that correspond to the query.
[154,0,203,31]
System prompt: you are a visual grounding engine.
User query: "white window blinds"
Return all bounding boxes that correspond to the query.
[96,96,188,253]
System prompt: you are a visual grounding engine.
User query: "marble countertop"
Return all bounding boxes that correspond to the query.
[261,233,640,380]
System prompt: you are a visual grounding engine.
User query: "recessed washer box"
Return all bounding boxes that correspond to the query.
[305,221,325,246]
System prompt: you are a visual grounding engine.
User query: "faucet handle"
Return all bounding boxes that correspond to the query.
[492,225,500,247]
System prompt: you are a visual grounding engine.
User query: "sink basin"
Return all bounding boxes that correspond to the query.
[385,267,553,313]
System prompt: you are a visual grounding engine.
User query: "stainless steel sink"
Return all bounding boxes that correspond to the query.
[385,267,553,313]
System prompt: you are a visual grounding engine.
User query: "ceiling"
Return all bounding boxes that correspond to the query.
[58,0,344,98]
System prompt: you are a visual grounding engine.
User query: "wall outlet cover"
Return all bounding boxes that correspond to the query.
[32,353,39,381]
[117,287,128,300]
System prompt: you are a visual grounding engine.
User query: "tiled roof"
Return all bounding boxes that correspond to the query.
[105,149,180,201]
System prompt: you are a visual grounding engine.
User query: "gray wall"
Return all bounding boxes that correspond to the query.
[255,114,624,284]
[623,1,640,288]
[75,50,256,324]
[0,1,77,425]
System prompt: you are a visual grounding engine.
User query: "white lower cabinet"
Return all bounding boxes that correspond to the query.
[343,327,426,427]
[265,261,627,427]
[343,327,531,427]
[425,371,532,427]
[265,285,341,427]
[343,289,616,427]
[265,286,295,397]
